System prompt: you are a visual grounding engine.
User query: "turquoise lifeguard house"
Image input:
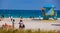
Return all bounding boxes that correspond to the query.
[42,4,57,20]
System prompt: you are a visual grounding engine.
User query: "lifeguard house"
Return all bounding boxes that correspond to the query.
[42,4,57,20]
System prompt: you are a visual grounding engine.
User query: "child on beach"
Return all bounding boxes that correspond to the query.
[19,20,25,28]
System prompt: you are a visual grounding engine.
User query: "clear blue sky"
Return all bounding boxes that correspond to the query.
[0,0,60,10]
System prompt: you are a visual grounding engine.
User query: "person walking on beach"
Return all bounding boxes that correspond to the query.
[19,20,25,28]
[12,19,15,29]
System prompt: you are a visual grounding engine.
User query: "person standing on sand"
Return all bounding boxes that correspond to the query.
[12,19,15,29]
[19,20,25,28]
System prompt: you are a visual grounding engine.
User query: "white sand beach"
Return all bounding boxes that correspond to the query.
[0,18,60,31]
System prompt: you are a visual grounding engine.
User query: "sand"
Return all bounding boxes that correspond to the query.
[0,18,60,31]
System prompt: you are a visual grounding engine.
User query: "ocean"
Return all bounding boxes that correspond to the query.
[0,10,60,18]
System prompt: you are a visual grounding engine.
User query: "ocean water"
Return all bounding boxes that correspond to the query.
[0,10,60,18]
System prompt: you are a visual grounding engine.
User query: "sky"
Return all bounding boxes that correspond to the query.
[0,0,60,10]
